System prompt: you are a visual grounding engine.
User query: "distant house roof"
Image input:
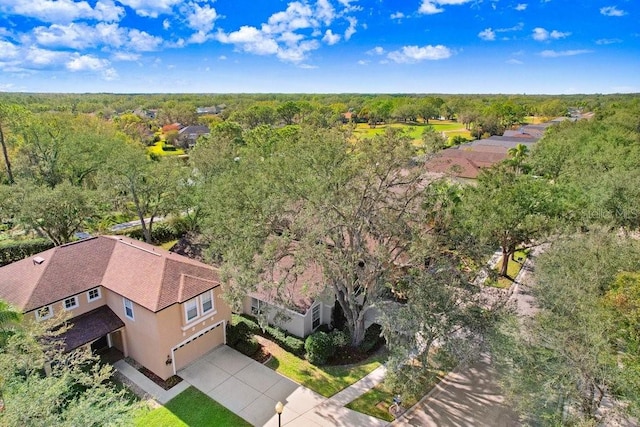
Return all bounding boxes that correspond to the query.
[178,125,210,136]
[162,123,182,133]
[424,155,483,179]
[0,236,221,313]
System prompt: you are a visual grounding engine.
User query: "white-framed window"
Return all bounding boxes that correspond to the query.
[251,297,261,315]
[201,291,214,314]
[64,296,78,311]
[312,304,321,329]
[185,298,198,322]
[123,298,134,320]
[87,287,101,302]
[35,305,54,321]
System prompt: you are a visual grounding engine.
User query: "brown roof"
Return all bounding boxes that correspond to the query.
[424,156,483,179]
[0,236,220,313]
[250,255,325,314]
[60,305,125,351]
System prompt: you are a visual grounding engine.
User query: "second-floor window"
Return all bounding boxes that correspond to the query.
[185,299,198,322]
[184,290,215,324]
[123,298,134,320]
[87,287,101,302]
[64,296,78,310]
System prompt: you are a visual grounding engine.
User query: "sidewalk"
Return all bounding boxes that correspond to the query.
[114,346,391,426]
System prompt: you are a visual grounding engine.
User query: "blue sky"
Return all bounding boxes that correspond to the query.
[0,0,638,94]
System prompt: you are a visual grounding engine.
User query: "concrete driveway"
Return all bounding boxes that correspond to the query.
[179,345,387,427]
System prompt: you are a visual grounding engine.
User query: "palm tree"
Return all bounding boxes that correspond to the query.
[507,143,530,175]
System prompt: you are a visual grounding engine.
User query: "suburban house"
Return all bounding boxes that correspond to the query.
[241,256,333,338]
[0,235,231,380]
[177,125,210,149]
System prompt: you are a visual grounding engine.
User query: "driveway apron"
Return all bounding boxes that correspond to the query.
[179,345,388,427]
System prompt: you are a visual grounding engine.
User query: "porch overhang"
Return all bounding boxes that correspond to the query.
[61,305,125,351]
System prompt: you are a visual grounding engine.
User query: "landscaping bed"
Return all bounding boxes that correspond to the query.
[125,357,183,390]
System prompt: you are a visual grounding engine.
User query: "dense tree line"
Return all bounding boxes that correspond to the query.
[1,92,639,423]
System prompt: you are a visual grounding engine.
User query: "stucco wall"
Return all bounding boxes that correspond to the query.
[25,286,107,322]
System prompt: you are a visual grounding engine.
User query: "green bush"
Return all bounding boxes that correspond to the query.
[226,321,251,347]
[331,329,350,348]
[115,221,183,244]
[305,331,335,365]
[360,324,384,353]
[0,239,55,267]
[235,336,260,357]
[232,314,305,357]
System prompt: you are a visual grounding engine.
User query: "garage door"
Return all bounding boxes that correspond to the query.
[173,321,225,371]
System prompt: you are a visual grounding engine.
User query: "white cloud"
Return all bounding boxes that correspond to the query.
[322,29,340,45]
[388,45,452,63]
[214,1,356,64]
[33,23,101,49]
[218,55,227,60]
[93,0,125,22]
[112,52,140,61]
[0,39,19,59]
[596,38,621,45]
[390,12,404,19]
[316,0,336,25]
[367,46,384,55]
[216,26,279,56]
[344,16,357,40]
[127,29,163,51]
[66,53,110,71]
[550,30,570,39]
[506,58,523,64]
[357,59,369,65]
[298,63,318,69]
[116,0,181,18]
[163,19,171,30]
[478,28,495,41]
[25,46,68,66]
[183,2,218,34]
[496,22,524,32]
[515,3,527,11]
[2,0,124,24]
[532,27,570,41]
[418,0,473,15]
[600,6,626,17]
[539,49,592,58]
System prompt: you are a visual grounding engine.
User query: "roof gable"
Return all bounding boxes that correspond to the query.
[0,236,220,313]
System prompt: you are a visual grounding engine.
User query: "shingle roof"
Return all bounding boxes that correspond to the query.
[0,236,221,313]
[60,305,125,351]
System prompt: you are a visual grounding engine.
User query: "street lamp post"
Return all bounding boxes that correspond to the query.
[275,401,284,427]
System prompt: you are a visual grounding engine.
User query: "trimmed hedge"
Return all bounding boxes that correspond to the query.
[114,220,186,244]
[305,331,334,365]
[233,314,305,357]
[0,239,55,267]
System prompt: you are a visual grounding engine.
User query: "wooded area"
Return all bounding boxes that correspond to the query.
[0,92,639,425]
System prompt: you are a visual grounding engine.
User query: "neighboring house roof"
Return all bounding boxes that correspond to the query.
[161,123,182,132]
[61,305,124,351]
[178,125,210,137]
[249,255,325,314]
[502,130,538,139]
[424,155,483,179]
[0,235,221,313]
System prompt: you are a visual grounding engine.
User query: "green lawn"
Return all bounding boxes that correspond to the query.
[134,387,251,427]
[351,121,471,142]
[346,371,442,421]
[265,343,386,397]
[491,249,528,288]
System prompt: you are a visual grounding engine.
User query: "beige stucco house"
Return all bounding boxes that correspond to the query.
[0,235,231,380]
